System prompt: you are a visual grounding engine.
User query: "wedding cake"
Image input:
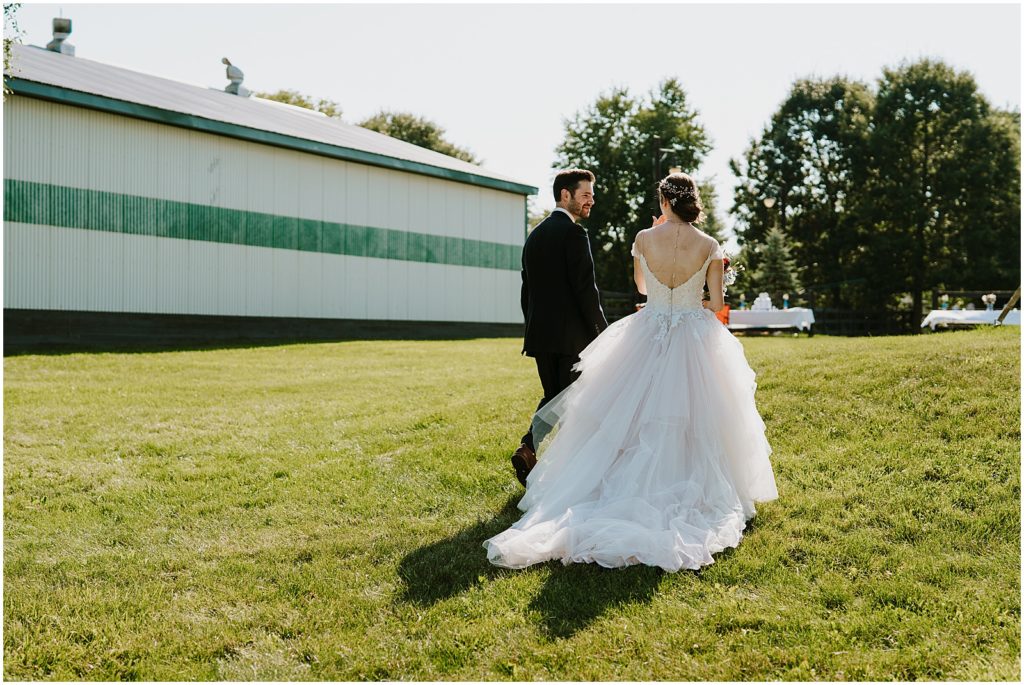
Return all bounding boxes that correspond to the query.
[751,293,774,311]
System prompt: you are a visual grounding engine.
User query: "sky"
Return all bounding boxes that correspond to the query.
[6,2,1022,243]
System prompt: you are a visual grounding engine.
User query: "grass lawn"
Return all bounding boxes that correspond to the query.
[3,327,1020,680]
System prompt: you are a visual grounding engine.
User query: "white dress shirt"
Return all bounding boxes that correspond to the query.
[551,207,575,222]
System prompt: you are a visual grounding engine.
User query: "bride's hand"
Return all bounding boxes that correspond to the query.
[652,214,668,226]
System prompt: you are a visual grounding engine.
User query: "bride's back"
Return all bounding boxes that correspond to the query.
[636,223,717,289]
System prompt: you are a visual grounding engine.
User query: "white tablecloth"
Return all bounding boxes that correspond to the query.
[921,309,1020,330]
[729,308,815,331]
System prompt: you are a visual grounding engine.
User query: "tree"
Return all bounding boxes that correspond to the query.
[729,77,874,308]
[748,226,801,303]
[952,108,1020,290]
[254,89,342,118]
[3,3,21,96]
[695,179,725,242]
[554,79,712,294]
[864,59,1018,325]
[731,64,1019,321]
[358,111,480,164]
[729,242,760,300]
[526,199,550,232]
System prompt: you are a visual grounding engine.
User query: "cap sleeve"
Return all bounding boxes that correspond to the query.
[710,240,724,261]
[630,240,639,258]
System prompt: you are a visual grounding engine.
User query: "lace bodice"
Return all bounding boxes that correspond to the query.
[639,252,711,313]
[633,239,723,340]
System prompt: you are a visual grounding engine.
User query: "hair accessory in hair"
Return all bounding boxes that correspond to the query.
[658,178,699,204]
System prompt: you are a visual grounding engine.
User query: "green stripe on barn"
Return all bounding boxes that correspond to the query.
[4,179,522,271]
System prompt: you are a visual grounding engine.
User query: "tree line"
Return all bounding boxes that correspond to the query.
[554,60,1020,327]
[255,89,480,164]
[730,59,1019,324]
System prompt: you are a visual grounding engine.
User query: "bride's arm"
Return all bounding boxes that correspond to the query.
[704,259,725,312]
[633,255,647,296]
[632,233,647,296]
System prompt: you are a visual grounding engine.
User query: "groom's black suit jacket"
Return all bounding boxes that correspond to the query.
[521,210,608,357]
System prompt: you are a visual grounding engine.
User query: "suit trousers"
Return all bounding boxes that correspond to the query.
[520,353,581,451]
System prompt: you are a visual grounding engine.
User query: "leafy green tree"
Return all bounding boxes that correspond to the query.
[730,77,874,308]
[554,79,711,293]
[863,59,1019,324]
[358,111,480,164]
[942,107,1020,292]
[748,226,801,303]
[729,242,760,301]
[695,180,724,242]
[3,3,22,96]
[254,89,342,118]
[527,199,550,232]
[729,135,775,289]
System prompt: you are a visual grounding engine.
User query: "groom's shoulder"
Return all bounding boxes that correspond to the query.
[541,211,573,226]
[532,211,572,236]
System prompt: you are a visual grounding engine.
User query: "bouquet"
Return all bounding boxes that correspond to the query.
[722,256,743,293]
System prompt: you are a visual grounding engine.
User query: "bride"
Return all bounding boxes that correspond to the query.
[484,172,778,573]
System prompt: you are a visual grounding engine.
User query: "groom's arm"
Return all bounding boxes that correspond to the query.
[520,264,529,321]
[565,225,608,335]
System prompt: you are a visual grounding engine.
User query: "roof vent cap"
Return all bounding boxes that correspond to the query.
[221,57,250,97]
[46,17,75,56]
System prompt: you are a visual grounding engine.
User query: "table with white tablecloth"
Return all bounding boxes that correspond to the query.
[920,309,1020,330]
[728,307,816,333]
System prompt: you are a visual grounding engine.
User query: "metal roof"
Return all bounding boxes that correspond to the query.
[4,44,537,196]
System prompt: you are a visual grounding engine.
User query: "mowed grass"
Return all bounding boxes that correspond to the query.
[3,328,1020,680]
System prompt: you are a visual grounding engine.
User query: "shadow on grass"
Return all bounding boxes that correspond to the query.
[528,563,665,639]
[397,494,523,606]
[4,311,522,356]
[396,493,668,639]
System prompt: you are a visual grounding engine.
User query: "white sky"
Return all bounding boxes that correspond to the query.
[7,2,1022,242]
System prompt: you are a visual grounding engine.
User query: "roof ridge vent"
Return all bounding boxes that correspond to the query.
[46,17,75,56]
[221,57,250,97]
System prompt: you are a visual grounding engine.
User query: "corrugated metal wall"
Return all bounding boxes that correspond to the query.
[3,96,526,323]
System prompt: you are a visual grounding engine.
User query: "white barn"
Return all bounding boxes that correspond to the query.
[3,42,536,349]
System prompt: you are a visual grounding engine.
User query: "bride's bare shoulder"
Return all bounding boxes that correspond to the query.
[634,226,656,245]
[690,226,714,241]
[693,228,719,249]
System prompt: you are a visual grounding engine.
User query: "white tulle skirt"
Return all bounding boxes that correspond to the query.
[485,307,778,572]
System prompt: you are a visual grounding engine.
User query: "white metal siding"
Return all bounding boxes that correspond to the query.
[4,96,527,323]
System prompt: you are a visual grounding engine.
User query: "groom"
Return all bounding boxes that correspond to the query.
[511,169,608,486]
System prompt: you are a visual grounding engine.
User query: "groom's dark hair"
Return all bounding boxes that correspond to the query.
[553,169,595,203]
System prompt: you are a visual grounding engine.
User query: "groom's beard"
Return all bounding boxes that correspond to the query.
[568,199,591,220]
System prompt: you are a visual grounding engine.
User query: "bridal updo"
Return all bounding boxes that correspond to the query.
[658,172,705,224]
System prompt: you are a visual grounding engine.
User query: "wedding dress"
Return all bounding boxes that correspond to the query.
[484,237,778,572]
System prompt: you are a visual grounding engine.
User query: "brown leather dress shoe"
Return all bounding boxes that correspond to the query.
[511,443,537,487]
